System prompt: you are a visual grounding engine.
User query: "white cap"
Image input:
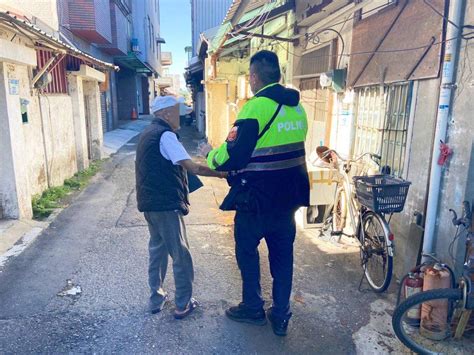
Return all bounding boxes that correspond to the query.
[150,95,179,114]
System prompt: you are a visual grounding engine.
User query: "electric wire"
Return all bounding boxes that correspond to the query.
[275,34,461,60]
[230,1,272,38]
[230,3,273,42]
[422,0,474,39]
[300,2,393,35]
[423,0,460,29]
[454,38,473,101]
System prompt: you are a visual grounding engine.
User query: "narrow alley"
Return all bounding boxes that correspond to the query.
[0,127,403,354]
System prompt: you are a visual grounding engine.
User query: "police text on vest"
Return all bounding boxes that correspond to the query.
[277,120,304,132]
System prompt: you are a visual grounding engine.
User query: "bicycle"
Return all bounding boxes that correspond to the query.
[315,147,411,293]
[392,201,474,354]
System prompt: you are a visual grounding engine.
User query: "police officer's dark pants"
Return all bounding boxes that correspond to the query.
[234,210,296,321]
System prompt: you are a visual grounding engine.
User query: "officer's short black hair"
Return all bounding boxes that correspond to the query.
[250,50,281,86]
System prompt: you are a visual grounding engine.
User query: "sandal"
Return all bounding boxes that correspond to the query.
[174,298,199,319]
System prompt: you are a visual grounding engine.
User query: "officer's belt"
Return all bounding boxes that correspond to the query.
[239,156,306,172]
[251,142,305,158]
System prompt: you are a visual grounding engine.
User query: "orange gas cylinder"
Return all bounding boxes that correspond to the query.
[404,272,424,326]
[420,264,452,340]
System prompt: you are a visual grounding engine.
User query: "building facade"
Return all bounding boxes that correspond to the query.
[196,0,473,279]
[0,0,164,220]
[203,0,295,145]
[186,0,233,134]
[0,3,112,219]
[58,0,162,128]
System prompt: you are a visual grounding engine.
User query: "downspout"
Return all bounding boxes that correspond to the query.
[422,0,463,258]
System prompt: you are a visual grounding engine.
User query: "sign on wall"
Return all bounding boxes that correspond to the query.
[8,79,19,95]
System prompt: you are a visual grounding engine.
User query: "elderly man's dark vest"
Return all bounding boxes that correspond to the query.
[135,119,189,214]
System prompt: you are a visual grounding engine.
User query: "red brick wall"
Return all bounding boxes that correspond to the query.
[67,0,112,44]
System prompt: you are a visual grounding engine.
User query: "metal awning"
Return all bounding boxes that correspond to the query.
[208,0,294,55]
[114,53,155,74]
[0,11,118,70]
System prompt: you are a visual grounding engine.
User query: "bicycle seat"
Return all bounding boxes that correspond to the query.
[316,146,336,164]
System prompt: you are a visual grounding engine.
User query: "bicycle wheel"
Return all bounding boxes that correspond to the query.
[358,211,393,292]
[332,187,346,234]
[392,288,473,354]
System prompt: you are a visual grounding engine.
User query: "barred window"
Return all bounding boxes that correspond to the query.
[300,45,331,76]
[36,50,68,94]
[353,82,412,177]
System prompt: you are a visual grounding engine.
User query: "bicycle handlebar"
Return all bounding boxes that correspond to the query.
[317,147,380,164]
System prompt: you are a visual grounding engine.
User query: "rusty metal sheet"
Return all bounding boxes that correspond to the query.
[348,0,444,87]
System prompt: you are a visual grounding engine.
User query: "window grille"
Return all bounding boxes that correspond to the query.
[36,50,68,94]
[353,82,412,177]
[301,45,331,76]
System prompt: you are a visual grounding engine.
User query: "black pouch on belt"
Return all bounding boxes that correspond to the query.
[220,179,260,212]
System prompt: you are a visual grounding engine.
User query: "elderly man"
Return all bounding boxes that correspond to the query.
[135,95,226,319]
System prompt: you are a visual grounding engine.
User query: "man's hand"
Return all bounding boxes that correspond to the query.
[178,159,227,179]
[198,142,213,157]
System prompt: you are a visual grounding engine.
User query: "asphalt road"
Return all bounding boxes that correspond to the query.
[0,128,403,354]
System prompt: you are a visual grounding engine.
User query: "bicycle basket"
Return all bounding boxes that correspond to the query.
[353,175,411,213]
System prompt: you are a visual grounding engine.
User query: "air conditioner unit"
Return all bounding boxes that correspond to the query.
[34,72,53,89]
[131,38,140,52]
[319,69,346,92]
[320,72,333,88]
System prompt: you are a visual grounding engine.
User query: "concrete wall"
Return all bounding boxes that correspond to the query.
[83,80,104,160]
[205,81,229,146]
[0,24,106,220]
[435,1,474,274]
[0,62,33,219]
[204,56,249,146]
[0,0,59,32]
[68,74,89,171]
[14,64,77,195]
[0,58,78,218]
[390,79,440,278]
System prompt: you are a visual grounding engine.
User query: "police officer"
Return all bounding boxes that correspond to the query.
[207,50,309,336]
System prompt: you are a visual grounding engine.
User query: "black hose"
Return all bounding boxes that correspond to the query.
[396,273,409,306]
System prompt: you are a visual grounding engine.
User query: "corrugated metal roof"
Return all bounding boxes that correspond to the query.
[0,11,117,70]
[222,0,270,25]
[209,1,280,54]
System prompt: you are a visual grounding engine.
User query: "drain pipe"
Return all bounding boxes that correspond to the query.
[422,0,463,259]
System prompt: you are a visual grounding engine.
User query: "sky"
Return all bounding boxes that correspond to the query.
[159,0,192,89]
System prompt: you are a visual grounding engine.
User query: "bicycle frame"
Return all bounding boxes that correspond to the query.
[332,154,394,257]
